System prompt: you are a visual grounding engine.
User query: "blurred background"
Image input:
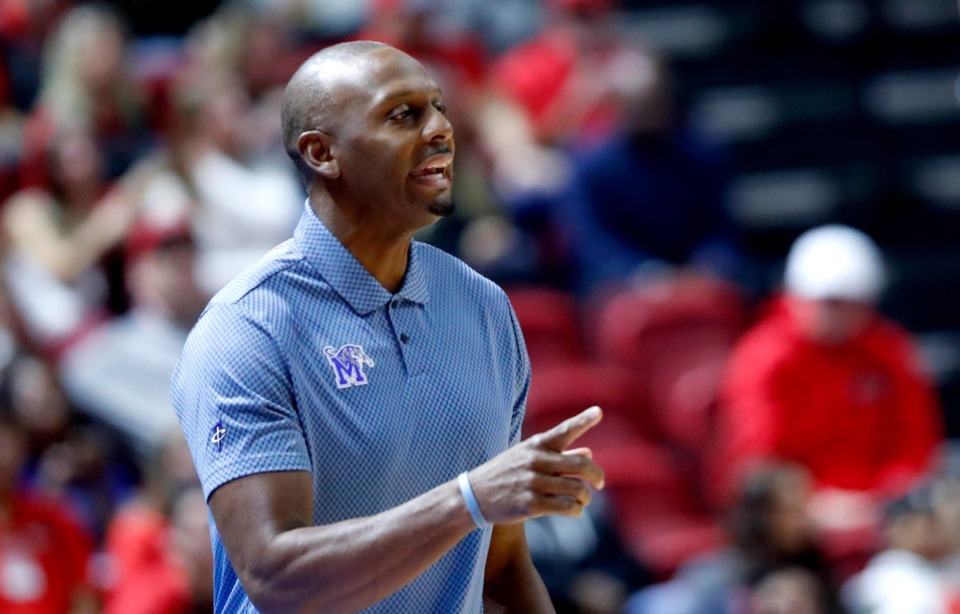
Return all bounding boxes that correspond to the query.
[0,0,958,612]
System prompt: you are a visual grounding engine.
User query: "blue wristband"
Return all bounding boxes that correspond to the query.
[458,471,490,529]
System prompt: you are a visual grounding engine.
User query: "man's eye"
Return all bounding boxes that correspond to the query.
[390,107,413,120]
[434,102,447,114]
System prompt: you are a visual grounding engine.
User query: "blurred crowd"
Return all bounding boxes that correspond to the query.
[0,0,957,612]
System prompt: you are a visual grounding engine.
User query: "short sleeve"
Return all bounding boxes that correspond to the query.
[171,302,310,500]
[506,301,531,446]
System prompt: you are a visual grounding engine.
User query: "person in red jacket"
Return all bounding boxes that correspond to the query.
[716,225,943,538]
[0,412,96,614]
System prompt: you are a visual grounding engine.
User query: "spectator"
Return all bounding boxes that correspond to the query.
[0,410,96,613]
[1,129,140,357]
[714,225,943,537]
[155,70,302,296]
[0,49,25,203]
[31,422,137,543]
[750,566,832,614]
[556,51,740,294]
[103,431,211,614]
[486,0,626,149]
[478,0,633,206]
[472,1,668,287]
[59,216,208,456]
[441,0,541,54]
[5,353,71,463]
[178,7,307,163]
[5,352,137,541]
[0,0,71,111]
[843,484,955,613]
[525,492,649,614]
[355,0,488,99]
[624,463,840,614]
[20,4,151,189]
[240,0,369,41]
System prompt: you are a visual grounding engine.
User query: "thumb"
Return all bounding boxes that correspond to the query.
[537,406,603,452]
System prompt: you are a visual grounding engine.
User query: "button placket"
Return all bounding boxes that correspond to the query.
[388,298,412,372]
[390,300,427,376]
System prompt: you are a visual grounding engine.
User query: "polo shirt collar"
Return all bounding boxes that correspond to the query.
[294,201,430,316]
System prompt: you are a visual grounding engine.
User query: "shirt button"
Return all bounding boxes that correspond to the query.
[400,333,410,344]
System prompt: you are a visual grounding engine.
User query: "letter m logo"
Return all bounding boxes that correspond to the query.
[323,344,375,389]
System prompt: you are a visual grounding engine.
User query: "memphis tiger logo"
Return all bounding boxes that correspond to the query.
[323,344,375,389]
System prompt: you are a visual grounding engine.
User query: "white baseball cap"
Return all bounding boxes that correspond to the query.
[784,225,886,303]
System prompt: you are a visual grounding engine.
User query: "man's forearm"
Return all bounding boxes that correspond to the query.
[214,408,605,613]
[242,480,476,614]
[485,557,554,613]
[484,524,555,614]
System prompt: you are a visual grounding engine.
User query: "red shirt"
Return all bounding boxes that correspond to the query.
[0,494,93,613]
[716,299,942,500]
[103,504,192,614]
[490,31,619,144]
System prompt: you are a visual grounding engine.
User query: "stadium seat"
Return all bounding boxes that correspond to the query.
[594,444,726,578]
[591,274,751,454]
[524,357,729,577]
[524,362,659,449]
[505,286,584,368]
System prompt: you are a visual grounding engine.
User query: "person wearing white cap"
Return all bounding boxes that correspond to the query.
[713,225,943,542]
[783,225,887,347]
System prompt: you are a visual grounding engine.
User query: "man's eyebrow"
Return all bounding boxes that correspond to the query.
[376,87,443,105]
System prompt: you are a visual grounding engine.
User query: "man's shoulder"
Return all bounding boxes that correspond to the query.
[184,239,316,346]
[414,242,508,303]
[728,309,799,369]
[207,239,307,308]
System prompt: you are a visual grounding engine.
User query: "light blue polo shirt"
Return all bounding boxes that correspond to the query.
[171,202,530,613]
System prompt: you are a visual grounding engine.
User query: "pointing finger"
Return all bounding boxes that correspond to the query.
[536,406,603,452]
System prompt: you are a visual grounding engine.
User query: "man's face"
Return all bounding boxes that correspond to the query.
[788,296,875,346]
[328,48,455,230]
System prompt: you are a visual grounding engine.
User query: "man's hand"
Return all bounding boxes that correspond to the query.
[467,406,605,524]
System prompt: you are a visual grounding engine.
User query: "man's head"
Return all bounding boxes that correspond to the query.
[882,485,950,560]
[126,219,207,328]
[784,225,886,346]
[732,463,814,557]
[609,50,675,137]
[281,41,455,230]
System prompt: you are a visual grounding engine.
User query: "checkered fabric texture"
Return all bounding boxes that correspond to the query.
[172,202,530,613]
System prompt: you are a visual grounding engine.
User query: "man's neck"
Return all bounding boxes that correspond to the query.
[309,194,414,294]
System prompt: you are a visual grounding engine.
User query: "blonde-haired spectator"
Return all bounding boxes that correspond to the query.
[1,129,142,357]
[20,4,151,188]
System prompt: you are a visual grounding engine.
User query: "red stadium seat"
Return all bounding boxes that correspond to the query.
[515,277,745,576]
[591,274,751,453]
[505,286,584,368]
[595,445,726,578]
[525,364,724,577]
[524,362,658,449]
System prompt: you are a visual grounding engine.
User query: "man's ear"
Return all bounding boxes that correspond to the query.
[298,130,340,179]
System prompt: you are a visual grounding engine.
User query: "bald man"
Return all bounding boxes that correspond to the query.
[172,41,605,613]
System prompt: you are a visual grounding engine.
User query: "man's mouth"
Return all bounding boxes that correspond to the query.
[409,153,453,188]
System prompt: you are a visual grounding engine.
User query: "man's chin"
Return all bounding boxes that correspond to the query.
[428,197,455,218]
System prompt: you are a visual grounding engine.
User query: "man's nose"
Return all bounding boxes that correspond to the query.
[423,106,453,143]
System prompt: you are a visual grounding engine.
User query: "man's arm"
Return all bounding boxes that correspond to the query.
[484,523,553,612]
[209,407,604,614]
[482,446,599,613]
